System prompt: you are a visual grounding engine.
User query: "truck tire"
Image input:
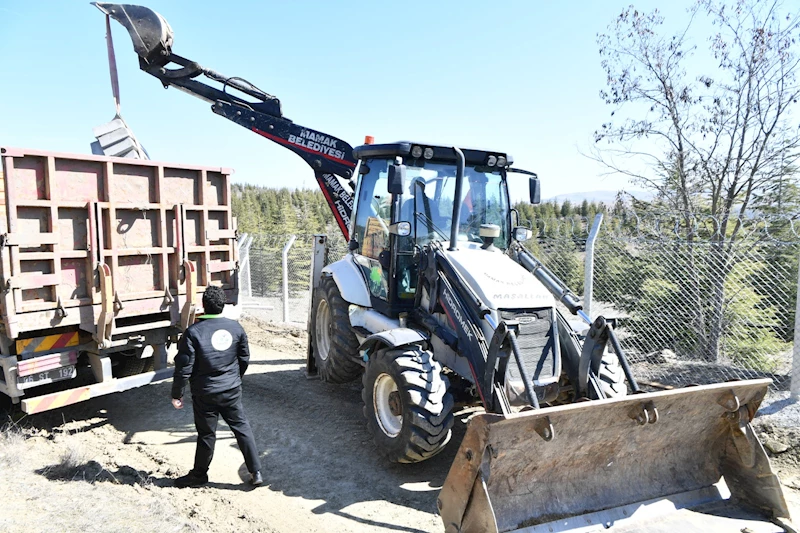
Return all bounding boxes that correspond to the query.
[112,348,148,378]
[362,346,454,463]
[312,276,362,383]
[596,351,627,398]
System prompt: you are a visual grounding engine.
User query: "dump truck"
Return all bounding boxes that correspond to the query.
[99,4,794,531]
[0,147,239,414]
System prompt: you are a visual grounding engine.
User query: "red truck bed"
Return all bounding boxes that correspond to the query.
[0,147,239,412]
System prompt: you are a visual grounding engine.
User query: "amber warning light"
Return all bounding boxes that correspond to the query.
[364,135,374,145]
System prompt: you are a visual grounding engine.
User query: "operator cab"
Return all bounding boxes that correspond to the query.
[349,141,539,317]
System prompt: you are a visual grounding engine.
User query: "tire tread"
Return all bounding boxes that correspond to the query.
[312,276,362,384]
[362,347,454,463]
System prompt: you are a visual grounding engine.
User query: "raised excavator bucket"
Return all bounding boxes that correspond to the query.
[92,3,173,65]
[439,379,792,533]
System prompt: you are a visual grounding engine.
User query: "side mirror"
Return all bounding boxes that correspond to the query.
[529,177,541,205]
[389,221,411,236]
[514,226,532,242]
[388,164,406,195]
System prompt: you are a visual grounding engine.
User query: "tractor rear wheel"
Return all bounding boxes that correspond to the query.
[312,276,362,383]
[362,346,454,463]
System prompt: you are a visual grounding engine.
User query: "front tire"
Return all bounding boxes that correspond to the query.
[312,276,362,383]
[362,346,454,463]
[597,350,627,398]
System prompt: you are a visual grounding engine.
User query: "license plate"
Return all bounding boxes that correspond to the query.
[17,365,76,390]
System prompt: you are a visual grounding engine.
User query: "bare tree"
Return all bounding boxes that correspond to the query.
[594,0,800,361]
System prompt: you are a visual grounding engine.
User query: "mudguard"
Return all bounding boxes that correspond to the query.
[322,257,371,308]
[359,328,429,356]
[439,379,791,533]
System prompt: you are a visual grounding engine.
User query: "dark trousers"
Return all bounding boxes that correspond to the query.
[190,386,261,476]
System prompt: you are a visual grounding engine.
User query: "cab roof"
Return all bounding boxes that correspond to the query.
[353,142,514,167]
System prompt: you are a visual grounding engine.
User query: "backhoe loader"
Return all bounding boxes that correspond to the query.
[97,4,794,531]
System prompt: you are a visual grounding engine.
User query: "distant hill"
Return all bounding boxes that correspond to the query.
[544,190,653,205]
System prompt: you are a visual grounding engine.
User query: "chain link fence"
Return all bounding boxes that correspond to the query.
[240,234,347,324]
[239,214,799,392]
[531,215,799,391]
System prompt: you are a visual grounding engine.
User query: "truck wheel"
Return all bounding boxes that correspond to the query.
[362,346,454,463]
[113,348,148,378]
[312,276,361,383]
[596,351,627,398]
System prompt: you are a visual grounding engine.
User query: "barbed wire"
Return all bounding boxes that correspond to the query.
[522,212,800,244]
[246,233,348,250]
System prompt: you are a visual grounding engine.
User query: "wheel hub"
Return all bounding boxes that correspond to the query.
[315,299,331,362]
[388,391,402,416]
[374,373,403,438]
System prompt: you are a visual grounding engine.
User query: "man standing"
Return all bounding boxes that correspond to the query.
[171,285,263,488]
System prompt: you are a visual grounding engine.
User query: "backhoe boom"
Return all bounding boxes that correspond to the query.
[94,2,356,239]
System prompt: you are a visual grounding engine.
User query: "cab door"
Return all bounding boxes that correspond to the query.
[351,160,392,308]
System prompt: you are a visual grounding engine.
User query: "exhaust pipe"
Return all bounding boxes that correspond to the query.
[92,3,174,65]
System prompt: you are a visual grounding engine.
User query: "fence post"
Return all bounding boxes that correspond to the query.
[792,250,800,399]
[306,234,329,378]
[282,235,297,323]
[239,234,253,298]
[584,213,604,320]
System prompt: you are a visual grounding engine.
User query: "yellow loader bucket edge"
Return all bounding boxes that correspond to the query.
[438,379,791,533]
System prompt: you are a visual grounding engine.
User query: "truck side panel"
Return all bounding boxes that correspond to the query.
[0,147,237,341]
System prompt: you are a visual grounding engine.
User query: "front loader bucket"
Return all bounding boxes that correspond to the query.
[439,379,791,533]
[92,3,173,64]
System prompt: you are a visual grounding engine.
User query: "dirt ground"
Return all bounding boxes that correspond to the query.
[0,316,798,533]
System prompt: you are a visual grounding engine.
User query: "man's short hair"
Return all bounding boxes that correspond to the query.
[202,285,226,315]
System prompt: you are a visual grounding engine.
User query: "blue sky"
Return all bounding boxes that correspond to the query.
[0,0,699,201]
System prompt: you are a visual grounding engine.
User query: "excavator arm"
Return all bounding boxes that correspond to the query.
[94,3,356,239]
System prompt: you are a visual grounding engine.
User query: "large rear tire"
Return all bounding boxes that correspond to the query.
[362,346,454,463]
[312,276,362,383]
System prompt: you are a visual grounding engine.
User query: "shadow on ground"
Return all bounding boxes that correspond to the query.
[17,357,466,533]
[37,459,152,485]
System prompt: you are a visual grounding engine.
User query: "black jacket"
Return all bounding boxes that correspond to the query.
[171,317,250,399]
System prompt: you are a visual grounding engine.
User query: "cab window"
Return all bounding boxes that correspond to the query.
[353,160,391,300]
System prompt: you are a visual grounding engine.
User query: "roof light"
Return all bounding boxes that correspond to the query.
[497,155,507,167]
[486,155,497,167]
[411,145,423,159]
[423,147,434,159]
[364,135,374,145]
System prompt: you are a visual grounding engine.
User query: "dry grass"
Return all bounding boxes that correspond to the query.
[0,421,198,533]
[0,421,26,469]
[42,439,91,480]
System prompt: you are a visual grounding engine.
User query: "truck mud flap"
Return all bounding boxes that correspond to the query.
[438,379,791,533]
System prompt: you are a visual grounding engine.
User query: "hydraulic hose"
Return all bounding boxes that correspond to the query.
[517,247,584,317]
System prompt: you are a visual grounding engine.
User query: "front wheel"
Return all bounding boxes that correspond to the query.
[596,350,627,398]
[362,346,454,463]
